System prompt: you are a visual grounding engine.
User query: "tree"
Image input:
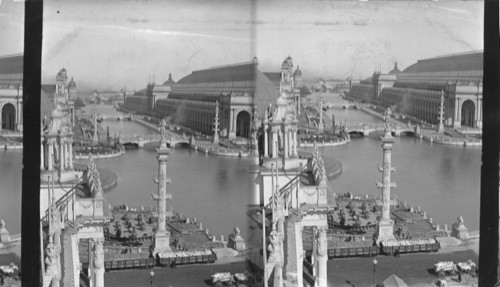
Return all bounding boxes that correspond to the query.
[339,216,346,227]
[361,202,368,212]
[299,86,311,97]
[131,228,138,241]
[74,97,86,110]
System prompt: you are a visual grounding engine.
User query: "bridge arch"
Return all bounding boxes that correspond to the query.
[398,131,415,136]
[236,110,251,138]
[461,100,475,128]
[122,142,139,149]
[348,131,364,137]
[2,103,16,131]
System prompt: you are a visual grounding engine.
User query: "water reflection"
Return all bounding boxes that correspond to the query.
[0,151,22,234]
[89,119,254,238]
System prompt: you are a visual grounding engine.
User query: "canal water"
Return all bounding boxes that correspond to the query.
[324,100,480,231]
[0,150,22,234]
[0,101,480,237]
[88,117,257,239]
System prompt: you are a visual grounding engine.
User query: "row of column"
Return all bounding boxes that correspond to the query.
[41,138,73,171]
[262,125,298,159]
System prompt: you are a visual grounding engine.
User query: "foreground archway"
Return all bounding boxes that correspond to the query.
[2,103,16,131]
[461,100,475,128]
[236,110,251,138]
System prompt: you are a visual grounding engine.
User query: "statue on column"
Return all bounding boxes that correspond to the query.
[316,227,328,257]
[273,193,286,220]
[49,203,62,237]
[159,118,167,140]
[43,242,61,287]
[93,238,104,270]
[267,230,282,264]
[384,107,392,129]
[267,103,274,120]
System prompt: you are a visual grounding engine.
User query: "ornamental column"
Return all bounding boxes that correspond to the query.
[41,141,45,170]
[92,238,105,287]
[92,106,99,145]
[264,124,269,157]
[283,128,289,159]
[292,130,298,157]
[437,90,445,133]
[64,142,69,169]
[213,102,220,145]
[275,131,280,158]
[297,95,301,115]
[59,138,65,171]
[69,141,74,169]
[318,99,324,134]
[272,130,278,158]
[316,226,328,287]
[272,129,276,158]
[228,108,234,138]
[375,120,396,243]
[48,141,54,171]
[152,120,172,255]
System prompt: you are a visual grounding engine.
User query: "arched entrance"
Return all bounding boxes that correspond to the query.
[461,100,475,128]
[2,103,16,131]
[236,110,251,138]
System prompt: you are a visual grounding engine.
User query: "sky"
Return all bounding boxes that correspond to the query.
[0,0,484,92]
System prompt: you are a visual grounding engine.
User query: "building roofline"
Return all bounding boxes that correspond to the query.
[427,50,483,61]
[0,53,24,60]
[195,61,257,73]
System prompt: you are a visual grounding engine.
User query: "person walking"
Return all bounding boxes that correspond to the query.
[149,270,154,286]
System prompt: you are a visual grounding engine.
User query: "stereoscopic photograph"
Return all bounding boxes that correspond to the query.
[0,0,489,286]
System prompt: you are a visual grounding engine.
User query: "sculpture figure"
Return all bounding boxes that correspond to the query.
[159,118,167,138]
[384,107,392,128]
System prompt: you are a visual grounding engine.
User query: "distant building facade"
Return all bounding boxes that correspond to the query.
[0,54,23,132]
[349,51,483,128]
[124,57,302,140]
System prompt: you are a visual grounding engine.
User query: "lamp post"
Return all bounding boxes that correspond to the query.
[372,258,378,287]
[149,270,154,286]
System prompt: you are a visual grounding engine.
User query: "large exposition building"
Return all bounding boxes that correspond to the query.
[349,51,483,129]
[124,56,303,139]
[0,54,23,132]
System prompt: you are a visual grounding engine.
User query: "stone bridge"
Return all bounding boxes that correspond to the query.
[119,133,189,148]
[344,122,416,136]
[97,113,135,121]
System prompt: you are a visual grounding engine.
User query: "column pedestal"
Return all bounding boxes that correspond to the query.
[152,231,171,255]
[376,219,394,243]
